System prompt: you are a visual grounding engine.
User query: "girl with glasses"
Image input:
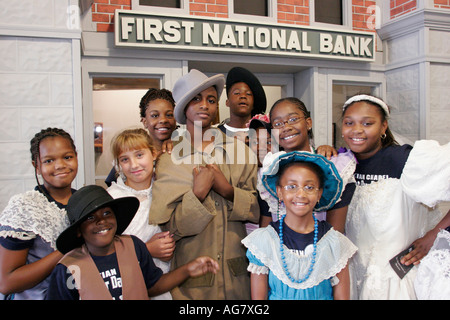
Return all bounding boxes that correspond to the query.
[242,151,357,300]
[260,98,357,233]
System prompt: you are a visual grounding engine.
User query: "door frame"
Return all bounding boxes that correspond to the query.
[80,57,186,185]
[323,72,386,147]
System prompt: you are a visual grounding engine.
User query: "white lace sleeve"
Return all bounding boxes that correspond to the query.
[257,152,286,221]
[414,229,450,299]
[0,191,70,249]
[247,263,269,275]
[401,140,450,208]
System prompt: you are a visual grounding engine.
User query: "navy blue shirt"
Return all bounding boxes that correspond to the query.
[353,144,412,185]
[335,144,412,208]
[258,192,272,218]
[270,220,332,252]
[331,145,412,210]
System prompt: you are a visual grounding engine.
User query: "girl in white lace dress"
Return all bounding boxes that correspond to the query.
[107,128,175,300]
[340,94,450,299]
[0,128,78,299]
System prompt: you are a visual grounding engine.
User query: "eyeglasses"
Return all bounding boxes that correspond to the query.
[272,116,305,129]
[282,184,319,195]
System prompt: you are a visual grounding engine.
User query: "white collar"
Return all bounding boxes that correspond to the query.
[223,123,249,132]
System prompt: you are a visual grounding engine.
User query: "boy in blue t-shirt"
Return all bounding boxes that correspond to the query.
[46,185,219,300]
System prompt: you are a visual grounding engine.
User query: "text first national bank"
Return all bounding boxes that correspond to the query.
[116,10,375,61]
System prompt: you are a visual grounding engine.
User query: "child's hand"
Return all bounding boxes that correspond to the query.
[161,139,173,154]
[186,256,220,277]
[206,164,234,201]
[400,231,437,266]
[146,231,175,261]
[192,166,214,202]
[316,145,338,160]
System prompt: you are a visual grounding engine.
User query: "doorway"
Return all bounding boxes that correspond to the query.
[92,77,160,187]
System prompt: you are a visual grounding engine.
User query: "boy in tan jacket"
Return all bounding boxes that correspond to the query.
[149,69,260,300]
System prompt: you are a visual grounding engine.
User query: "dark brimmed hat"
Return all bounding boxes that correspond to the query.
[226,67,267,116]
[261,151,343,212]
[56,185,139,254]
[249,118,271,133]
[173,69,225,124]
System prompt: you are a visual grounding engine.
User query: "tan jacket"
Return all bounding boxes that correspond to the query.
[149,130,259,300]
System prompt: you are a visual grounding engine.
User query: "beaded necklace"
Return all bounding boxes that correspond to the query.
[274,146,317,222]
[279,214,318,284]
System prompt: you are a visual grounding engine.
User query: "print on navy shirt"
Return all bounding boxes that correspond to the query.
[92,253,124,300]
[354,173,390,184]
[353,145,412,186]
[100,267,122,297]
[65,264,123,299]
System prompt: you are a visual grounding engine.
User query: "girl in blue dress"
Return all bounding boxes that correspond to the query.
[242,151,357,300]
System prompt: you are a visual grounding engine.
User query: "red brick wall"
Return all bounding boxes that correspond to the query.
[434,0,450,9]
[190,0,228,18]
[390,0,417,19]
[278,0,309,26]
[352,0,377,32]
[92,0,131,32]
[91,0,379,33]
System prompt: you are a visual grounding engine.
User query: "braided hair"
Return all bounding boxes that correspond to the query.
[30,128,77,191]
[139,88,175,118]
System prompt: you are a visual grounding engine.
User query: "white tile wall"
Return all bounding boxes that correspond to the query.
[0,0,70,28]
[387,32,420,64]
[383,24,450,145]
[0,0,78,211]
[0,72,50,106]
[429,63,450,144]
[429,30,450,57]
[18,39,73,73]
[386,65,421,141]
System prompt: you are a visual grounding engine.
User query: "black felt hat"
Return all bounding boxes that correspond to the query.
[249,117,271,133]
[226,67,267,116]
[56,185,139,254]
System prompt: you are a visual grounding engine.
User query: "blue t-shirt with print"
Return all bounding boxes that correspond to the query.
[353,144,412,185]
[45,235,162,300]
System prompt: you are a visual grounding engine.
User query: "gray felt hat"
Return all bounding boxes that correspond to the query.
[172,69,225,124]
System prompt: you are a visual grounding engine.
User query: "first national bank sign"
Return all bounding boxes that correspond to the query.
[115,10,375,62]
